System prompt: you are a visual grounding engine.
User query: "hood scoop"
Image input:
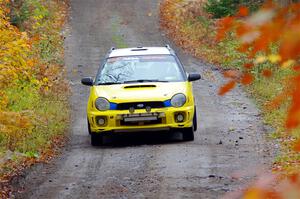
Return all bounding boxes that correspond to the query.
[124,85,156,89]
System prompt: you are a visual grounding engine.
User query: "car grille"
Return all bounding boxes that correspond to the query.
[116,101,165,110]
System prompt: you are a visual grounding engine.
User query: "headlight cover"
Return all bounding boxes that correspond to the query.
[171,93,186,107]
[95,97,110,111]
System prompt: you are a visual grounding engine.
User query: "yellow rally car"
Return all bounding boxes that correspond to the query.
[81,46,201,146]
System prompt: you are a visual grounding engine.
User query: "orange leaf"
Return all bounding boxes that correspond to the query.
[252,37,270,54]
[216,30,226,41]
[293,139,300,152]
[289,173,299,183]
[262,69,272,78]
[293,65,300,71]
[219,16,235,28]
[218,81,236,96]
[279,31,300,61]
[238,44,250,53]
[236,23,252,37]
[216,17,235,41]
[238,6,249,17]
[266,92,289,110]
[241,73,254,85]
[244,188,269,199]
[286,76,300,129]
[291,3,300,10]
[244,63,254,69]
[286,114,299,129]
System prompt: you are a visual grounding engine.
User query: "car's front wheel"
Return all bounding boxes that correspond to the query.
[193,106,197,132]
[88,119,92,135]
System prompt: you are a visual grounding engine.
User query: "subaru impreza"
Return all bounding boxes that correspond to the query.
[81,45,201,145]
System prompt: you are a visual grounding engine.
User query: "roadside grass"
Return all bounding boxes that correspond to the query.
[3,83,69,154]
[160,0,300,174]
[249,68,300,174]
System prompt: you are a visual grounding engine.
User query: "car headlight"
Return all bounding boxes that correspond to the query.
[95,97,110,111]
[171,93,186,107]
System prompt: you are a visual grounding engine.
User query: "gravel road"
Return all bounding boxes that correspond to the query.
[15,0,274,198]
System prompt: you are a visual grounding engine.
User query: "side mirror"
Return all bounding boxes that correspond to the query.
[81,77,94,86]
[188,73,201,82]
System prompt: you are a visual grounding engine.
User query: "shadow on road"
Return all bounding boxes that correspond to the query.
[96,131,187,148]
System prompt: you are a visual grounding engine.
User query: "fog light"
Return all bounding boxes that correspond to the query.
[176,113,184,122]
[97,117,106,126]
[146,106,151,113]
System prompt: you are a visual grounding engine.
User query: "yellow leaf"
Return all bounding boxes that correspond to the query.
[244,188,265,199]
[268,54,281,63]
[281,59,295,68]
[31,79,40,85]
[43,77,49,83]
[254,56,267,64]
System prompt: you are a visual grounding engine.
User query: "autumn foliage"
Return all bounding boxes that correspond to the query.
[216,2,300,130]
[160,0,220,61]
[0,0,37,146]
[0,0,69,147]
[0,0,69,196]
[216,1,300,198]
[217,1,300,198]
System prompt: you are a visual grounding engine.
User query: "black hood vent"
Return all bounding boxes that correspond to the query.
[124,85,156,89]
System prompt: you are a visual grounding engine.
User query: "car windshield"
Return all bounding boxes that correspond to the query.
[96,55,185,84]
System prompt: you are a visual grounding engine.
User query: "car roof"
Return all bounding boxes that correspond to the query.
[108,47,172,58]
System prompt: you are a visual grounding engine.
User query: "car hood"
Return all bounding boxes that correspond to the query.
[93,82,189,103]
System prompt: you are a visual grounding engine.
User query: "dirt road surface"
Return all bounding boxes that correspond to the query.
[15,0,274,198]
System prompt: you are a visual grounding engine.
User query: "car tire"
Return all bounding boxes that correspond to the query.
[88,119,92,135]
[193,106,197,132]
[91,133,103,146]
[182,127,194,141]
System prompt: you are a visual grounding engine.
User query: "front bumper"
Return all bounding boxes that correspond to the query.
[88,106,194,133]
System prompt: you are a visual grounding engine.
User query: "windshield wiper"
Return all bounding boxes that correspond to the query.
[97,82,122,85]
[97,80,169,85]
[124,79,169,83]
